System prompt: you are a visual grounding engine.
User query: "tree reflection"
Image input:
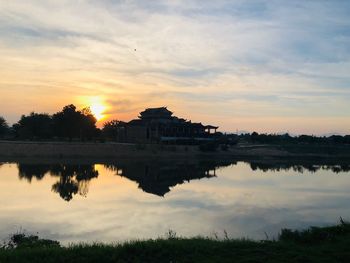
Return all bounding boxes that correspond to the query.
[18,164,51,182]
[50,164,99,200]
[51,177,79,201]
[248,162,350,173]
[17,163,98,201]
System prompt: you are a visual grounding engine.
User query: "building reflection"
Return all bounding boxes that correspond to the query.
[105,159,234,196]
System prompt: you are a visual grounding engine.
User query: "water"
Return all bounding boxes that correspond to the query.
[0,159,349,244]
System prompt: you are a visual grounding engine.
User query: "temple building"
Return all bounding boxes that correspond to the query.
[119,107,218,143]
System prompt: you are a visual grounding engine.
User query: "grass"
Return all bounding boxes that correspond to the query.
[1,221,350,262]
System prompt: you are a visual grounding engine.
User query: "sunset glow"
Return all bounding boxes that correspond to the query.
[1,2,350,258]
[82,97,107,122]
[0,1,349,134]
[90,103,106,121]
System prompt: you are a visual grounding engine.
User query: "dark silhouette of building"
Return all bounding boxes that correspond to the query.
[105,159,234,196]
[119,107,218,143]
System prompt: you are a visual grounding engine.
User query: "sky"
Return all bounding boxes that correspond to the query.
[0,0,349,134]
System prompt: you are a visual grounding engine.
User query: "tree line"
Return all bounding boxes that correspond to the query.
[0,104,127,141]
[0,105,349,144]
[238,131,350,145]
[0,104,103,141]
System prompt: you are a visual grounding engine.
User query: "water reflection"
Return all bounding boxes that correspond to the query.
[14,159,350,201]
[18,164,98,201]
[248,162,350,173]
[105,159,236,196]
[16,160,235,200]
[1,158,350,244]
[18,164,51,182]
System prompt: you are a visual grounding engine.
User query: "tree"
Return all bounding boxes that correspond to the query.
[79,107,98,140]
[102,119,124,141]
[0,116,9,138]
[52,105,80,140]
[251,131,259,143]
[14,113,53,139]
[52,104,97,141]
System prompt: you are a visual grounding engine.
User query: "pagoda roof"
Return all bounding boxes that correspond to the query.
[139,107,173,117]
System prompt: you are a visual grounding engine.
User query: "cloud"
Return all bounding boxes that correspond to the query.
[0,1,349,133]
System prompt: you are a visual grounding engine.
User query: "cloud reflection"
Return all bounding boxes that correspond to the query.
[0,159,350,244]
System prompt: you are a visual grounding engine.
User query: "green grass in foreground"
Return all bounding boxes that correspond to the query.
[1,221,350,263]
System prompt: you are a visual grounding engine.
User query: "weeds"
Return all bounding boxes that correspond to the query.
[1,222,350,263]
[279,218,350,244]
[165,229,177,239]
[2,231,60,249]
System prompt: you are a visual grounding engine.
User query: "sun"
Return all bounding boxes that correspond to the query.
[84,97,107,121]
[80,96,108,121]
[90,103,105,121]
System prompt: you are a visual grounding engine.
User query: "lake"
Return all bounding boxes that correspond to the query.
[0,158,350,244]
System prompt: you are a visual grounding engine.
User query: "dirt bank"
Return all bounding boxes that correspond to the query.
[0,141,349,160]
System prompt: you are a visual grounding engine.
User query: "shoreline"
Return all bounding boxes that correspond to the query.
[1,140,350,160]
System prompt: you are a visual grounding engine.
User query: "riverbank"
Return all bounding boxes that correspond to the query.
[1,222,349,263]
[1,140,350,159]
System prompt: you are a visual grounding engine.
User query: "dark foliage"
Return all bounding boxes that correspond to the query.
[239,132,350,145]
[52,105,97,141]
[9,105,98,141]
[13,113,53,139]
[3,233,60,249]
[279,218,350,244]
[0,116,9,137]
[102,119,124,141]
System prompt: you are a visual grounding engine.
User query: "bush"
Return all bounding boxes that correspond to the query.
[279,219,350,244]
[199,141,219,152]
[3,233,60,249]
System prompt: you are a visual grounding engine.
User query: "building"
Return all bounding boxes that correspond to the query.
[120,107,218,143]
